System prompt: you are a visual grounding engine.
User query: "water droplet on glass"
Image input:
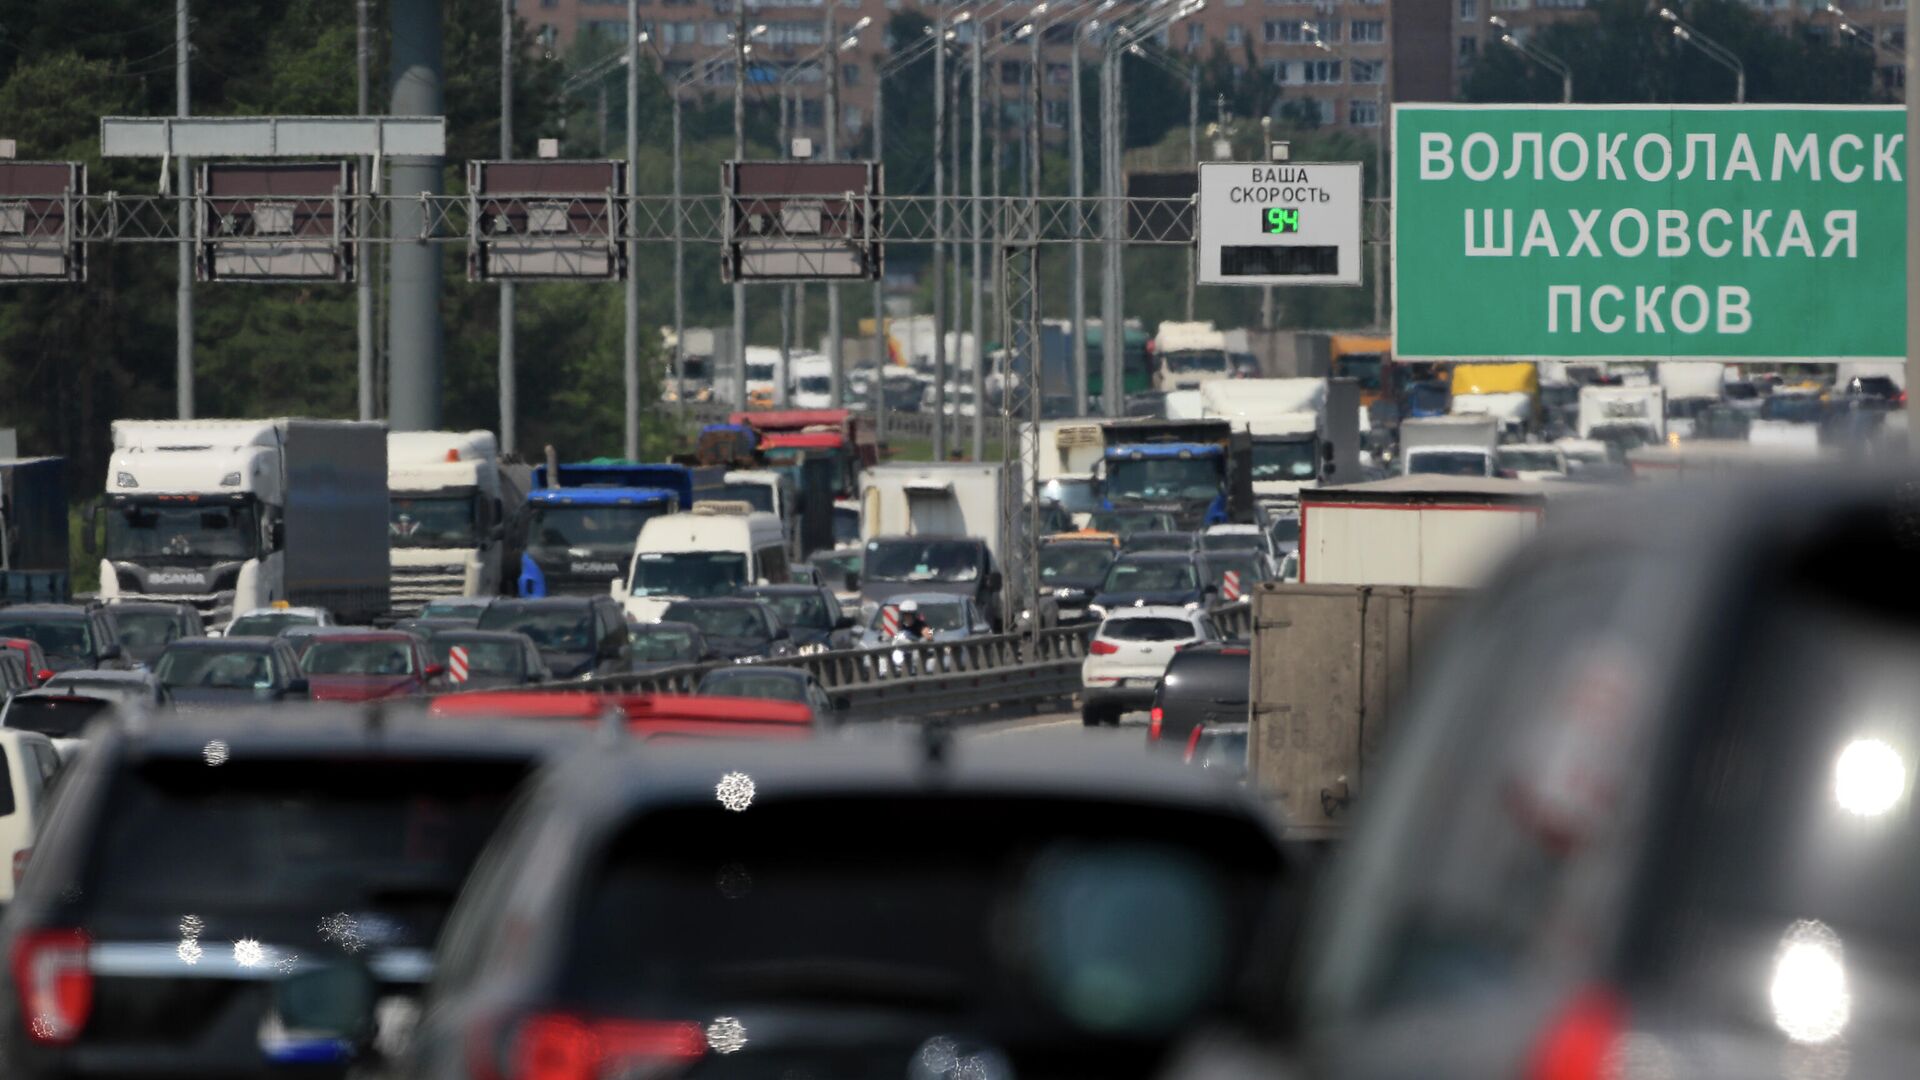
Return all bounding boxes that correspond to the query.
[202,740,230,767]
[319,912,364,953]
[176,939,203,966]
[178,914,204,940]
[716,771,756,812]
[232,938,265,969]
[716,862,753,900]
[706,1015,749,1054]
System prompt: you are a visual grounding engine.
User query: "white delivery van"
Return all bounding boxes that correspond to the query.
[615,504,789,623]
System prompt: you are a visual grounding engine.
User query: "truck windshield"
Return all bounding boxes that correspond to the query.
[1040,545,1115,585]
[1162,351,1229,374]
[711,483,775,514]
[1107,457,1223,502]
[627,552,749,598]
[864,540,981,584]
[1335,355,1384,390]
[746,361,778,382]
[1497,448,1563,473]
[1251,440,1318,482]
[106,500,259,562]
[1407,451,1492,477]
[1761,396,1825,424]
[796,375,831,394]
[389,494,477,548]
[529,503,668,554]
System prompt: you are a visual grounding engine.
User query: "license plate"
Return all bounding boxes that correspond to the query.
[1126,677,1158,689]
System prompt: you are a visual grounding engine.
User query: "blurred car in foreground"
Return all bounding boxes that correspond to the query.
[0,639,52,688]
[697,665,839,722]
[1149,641,1249,748]
[102,601,205,666]
[0,711,579,1079]
[1,690,119,760]
[152,637,308,709]
[1081,606,1218,726]
[426,630,549,691]
[1209,474,1920,1080]
[298,630,443,702]
[409,736,1296,1080]
[1183,722,1248,779]
[428,691,816,740]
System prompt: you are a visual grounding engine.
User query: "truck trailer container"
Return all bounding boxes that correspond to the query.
[1298,475,1576,588]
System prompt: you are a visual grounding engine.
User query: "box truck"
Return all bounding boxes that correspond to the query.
[1298,475,1572,588]
[387,431,525,613]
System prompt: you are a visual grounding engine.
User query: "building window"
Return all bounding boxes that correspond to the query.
[1889,27,1907,45]
[1350,57,1383,82]
[1305,58,1341,82]
[1187,21,1205,48]
[1268,19,1335,42]
[1350,19,1384,41]
[1275,59,1343,83]
[1459,34,1479,59]
[1349,98,1380,126]
[1885,0,1906,10]
[1535,0,1584,8]
[661,20,697,43]
[1309,98,1335,124]
[1458,0,1478,18]
[842,105,864,132]
[841,63,860,85]
[1045,98,1069,127]
[1046,62,1071,84]
[702,20,729,44]
[766,22,825,45]
[1226,23,1245,43]
[1002,59,1023,85]
[1491,0,1527,10]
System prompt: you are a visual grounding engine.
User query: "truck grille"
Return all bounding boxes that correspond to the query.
[389,566,468,615]
[114,591,235,625]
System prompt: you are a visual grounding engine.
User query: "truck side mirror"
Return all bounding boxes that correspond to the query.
[268,519,286,550]
[81,503,98,556]
[986,570,1003,592]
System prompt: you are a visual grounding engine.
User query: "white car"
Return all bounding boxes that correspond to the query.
[1080,606,1217,727]
[0,729,62,900]
[1494,444,1569,481]
[220,605,334,639]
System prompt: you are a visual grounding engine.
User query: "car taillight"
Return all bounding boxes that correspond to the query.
[1525,988,1623,1080]
[10,929,91,1045]
[12,848,29,886]
[1088,640,1120,655]
[1148,707,1163,740]
[1184,724,1205,762]
[472,1012,706,1080]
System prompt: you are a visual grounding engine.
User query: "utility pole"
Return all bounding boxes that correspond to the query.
[873,73,889,446]
[625,0,642,458]
[733,1,749,414]
[499,0,517,455]
[970,27,986,457]
[932,22,949,460]
[357,0,374,422]
[176,0,193,420]
[826,8,845,408]
[1186,57,1197,322]
[389,0,447,431]
[1099,41,1120,416]
[1069,20,1088,416]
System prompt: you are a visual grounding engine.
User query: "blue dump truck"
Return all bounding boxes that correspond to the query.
[518,462,717,598]
[1096,419,1254,530]
[0,456,70,603]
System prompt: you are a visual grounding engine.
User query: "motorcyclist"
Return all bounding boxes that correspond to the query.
[896,599,934,641]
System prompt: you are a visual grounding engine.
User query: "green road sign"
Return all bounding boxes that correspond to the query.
[1392,105,1905,360]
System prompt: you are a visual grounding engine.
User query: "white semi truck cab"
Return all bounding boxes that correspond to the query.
[95,419,390,627]
[387,431,514,614]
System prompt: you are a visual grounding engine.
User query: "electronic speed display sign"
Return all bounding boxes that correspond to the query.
[1196,161,1363,287]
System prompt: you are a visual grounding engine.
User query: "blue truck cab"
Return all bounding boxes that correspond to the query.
[1095,420,1252,531]
[518,462,712,598]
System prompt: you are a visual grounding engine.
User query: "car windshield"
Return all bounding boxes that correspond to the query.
[1041,546,1115,584]
[812,550,861,585]
[746,362,777,381]
[753,593,831,631]
[1200,531,1262,553]
[709,483,775,514]
[1126,535,1192,553]
[700,671,808,702]
[864,540,981,584]
[226,612,313,637]
[1163,350,1229,373]
[832,509,861,545]
[1103,560,1198,593]
[1408,451,1490,477]
[1336,354,1384,390]
[1042,479,1100,514]
[4,696,113,737]
[665,604,769,641]
[1089,512,1173,539]
[873,602,966,633]
[632,627,700,663]
[104,500,259,561]
[81,757,530,939]
[796,375,831,394]
[1497,448,1563,472]
[155,647,278,690]
[389,494,477,549]
[112,610,183,651]
[1101,617,1200,642]
[627,552,750,598]
[301,640,415,676]
[1724,381,1759,400]
[1251,440,1319,482]
[1107,457,1222,502]
[529,503,670,555]
[479,605,595,653]
[1268,517,1300,544]
[1762,395,1825,423]
[0,617,91,662]
[437,639,525,677]
[422,599,490,618]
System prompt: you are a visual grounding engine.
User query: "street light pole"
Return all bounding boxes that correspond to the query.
[826,10,844,408]
[933,17,950,461]
[1490,16,1572,103]
[176,0,193,420]
[1658,8,1744,103]
[625,0,641,458]
[971,24,987,457]
[500,0,517,455]
[1070,19,1090,416]
[357,0,373,421]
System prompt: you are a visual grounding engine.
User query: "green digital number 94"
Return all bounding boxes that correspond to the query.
[1264,206,1300,234]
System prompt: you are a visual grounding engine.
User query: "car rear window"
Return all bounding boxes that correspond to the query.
[558,798,1282,1028]
[1160,651,1249,702]
[1100,617,1198,643]
[4,696,113,738]
[78,756,531,939]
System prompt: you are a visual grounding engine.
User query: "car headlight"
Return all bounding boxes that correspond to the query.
[1184,601,1201,612]
[1054,587,1074,599]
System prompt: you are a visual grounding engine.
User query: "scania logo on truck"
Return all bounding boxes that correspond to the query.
[1603,400,1649,418]
[148,571,208,587]
[571,561,619,575]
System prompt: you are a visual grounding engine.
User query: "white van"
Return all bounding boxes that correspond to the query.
[789,354,834,409]
[615,505,790,623]
[0,729,61,901]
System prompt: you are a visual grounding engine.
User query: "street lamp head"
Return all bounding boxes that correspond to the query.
[1488,15,1508,28]
[839,35,861,50]
[1127,42,1144,54]
[1500,33,1518,45]
[1032,2,1049,14]
[636,30,651,43]
[1671,24,1690,39]
[1016,22,1034,37]
[852,16,872,30]
[1657,7,1678,21]
[953,11,973,23]
[751,23,769,36]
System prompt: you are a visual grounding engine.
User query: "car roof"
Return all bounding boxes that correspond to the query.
[0,605,88,619]
[1128,531,1194,542]
[232,606,327,618]
[1203,524,1261,535]
[738,584,825,596]
[1114,551,1199,563]
[876,592,969,606]
[667,597,766,609]
[47,670,155,684]
[631,620,703,634]
[703,665,809,682]
[1102,605,1201,620]
[487,596,598,610]
[528,731,1275,825]
[104,601,195,613]
[163,637,281,652]
[431,630,534,644]
[867,534,982,545]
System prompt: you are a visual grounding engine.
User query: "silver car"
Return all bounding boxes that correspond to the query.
[856,593,993,677]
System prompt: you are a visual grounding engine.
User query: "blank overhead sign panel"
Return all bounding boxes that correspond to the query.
[468,160,627,281]
[100,116,446,158]
[1197,161,1363,287]
[198,162,358,283]
[723,161,882,283]
[0,162,85,283]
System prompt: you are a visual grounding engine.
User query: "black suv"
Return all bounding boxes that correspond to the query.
[0,709,580,1079]
[477,595,631,680]
[0,605,128,673]
[410,736,1298,1080]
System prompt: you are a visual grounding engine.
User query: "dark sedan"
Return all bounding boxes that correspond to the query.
[477,596,631,680]
[696,664,838,722]
[626,620,715,672]
[152,637,308,708]
[1149,641,1249,747]
[739,584,857,651]
[103,601,204,666]
[0,605,127,673]
[1090,552,1212,614]
[660,598,794,662]
[1039,539,1118,624]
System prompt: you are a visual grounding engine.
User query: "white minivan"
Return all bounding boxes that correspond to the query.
[615,505,790,623]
